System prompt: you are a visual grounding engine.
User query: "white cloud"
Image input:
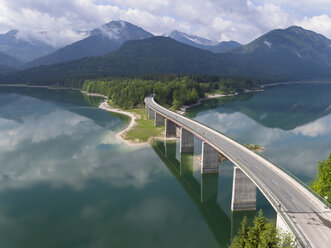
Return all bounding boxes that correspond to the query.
[296,15,331,39]
[0,0,330,46]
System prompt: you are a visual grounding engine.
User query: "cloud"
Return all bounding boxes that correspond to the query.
[0,0,330,46]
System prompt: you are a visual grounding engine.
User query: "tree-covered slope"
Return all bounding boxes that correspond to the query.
[1,26,331,85]
[227,26,331,79]
[0,51,23,69]
[0,37,244,85]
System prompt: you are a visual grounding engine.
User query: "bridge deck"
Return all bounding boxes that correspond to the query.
[145,96,331,248]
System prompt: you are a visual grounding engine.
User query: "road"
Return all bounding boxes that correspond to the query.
[145,95,331,248]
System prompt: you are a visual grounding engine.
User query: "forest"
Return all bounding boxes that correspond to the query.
[82,75,260,109]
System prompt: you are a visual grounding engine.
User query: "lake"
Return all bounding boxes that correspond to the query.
[0,83,330,247]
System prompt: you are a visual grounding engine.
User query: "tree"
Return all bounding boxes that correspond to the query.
[229,210,294,248]
[230,216,249,248]
[311,153,331,204]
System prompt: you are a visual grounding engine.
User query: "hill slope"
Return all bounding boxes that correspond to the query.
[0,37,241,85]
[227,26,331,79]
[1,26,331,85]
[26,20,154,68]
[0,51,23,69]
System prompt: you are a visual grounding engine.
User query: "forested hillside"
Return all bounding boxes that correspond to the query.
[82,75,259,109]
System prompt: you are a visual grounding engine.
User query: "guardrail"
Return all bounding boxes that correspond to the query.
[145,97,331,247]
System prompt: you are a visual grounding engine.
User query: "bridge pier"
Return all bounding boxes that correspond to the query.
[176,125,181,138]
[165,119,177,138]
[145,104,149,114]
[155,112,164,127]
[231,166,256,211]
[148,108,155,120]
[180,128,194,153]
[201,142,219,174]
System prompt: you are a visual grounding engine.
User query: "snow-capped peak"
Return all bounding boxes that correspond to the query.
[168,30,219,46]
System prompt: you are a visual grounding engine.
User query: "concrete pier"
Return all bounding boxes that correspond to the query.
[155,112,164,127]
[145,105,149,114]
[176,125,181,138]
[201,142,219,174]
[180,128,194,153]
[231,167,256,211]
[165,119,177,138]
[148,108,155,120]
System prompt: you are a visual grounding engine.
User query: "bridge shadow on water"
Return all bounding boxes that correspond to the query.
[151,138,256,247]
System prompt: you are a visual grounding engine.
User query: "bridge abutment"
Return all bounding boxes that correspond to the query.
[165,119,177,138]
[201,142,219,174]
[231,166,256,211]
[155,112,164,127]
[180,128,194,153]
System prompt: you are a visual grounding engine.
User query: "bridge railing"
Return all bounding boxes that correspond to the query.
[147,97,331,209]
[171,115,310,247]
[179,110,331,210]
[146,97,329,247]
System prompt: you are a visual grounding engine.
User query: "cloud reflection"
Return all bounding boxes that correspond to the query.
[292,114,331,137]
[0,94,168,192]
[195,109,331,181]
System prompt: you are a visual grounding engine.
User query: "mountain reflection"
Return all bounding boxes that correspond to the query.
[188,83,331,130]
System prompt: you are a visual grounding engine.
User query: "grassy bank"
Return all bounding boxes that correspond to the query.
[123,108,164,143]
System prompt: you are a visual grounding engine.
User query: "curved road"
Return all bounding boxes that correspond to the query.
[145,96,331,248]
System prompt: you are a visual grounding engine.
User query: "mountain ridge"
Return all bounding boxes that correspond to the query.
[25,20,154,68]
[166,29,241,53]
[0,29,57,62]
[0,26,331,85]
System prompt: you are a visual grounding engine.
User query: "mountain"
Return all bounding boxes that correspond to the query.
[1,26,331,86]
[0,51,23,70]
[0,37,242,85]
[166,30,241,53]
[0,30,57,63]
[0,65,14,73]
[26,20,154,68]
[228,26,331,78]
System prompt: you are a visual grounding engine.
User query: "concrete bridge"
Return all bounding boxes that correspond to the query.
[145,95,331,248]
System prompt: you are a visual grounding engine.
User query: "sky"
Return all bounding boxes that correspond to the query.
[0,0,330,47]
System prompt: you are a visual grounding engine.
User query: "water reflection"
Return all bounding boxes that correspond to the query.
[151,139,266,247]
[192,83,331,182]
[0,93,166,192]
[189,83,331,131]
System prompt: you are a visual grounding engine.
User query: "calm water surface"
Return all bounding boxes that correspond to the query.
[0,87,225,248]
[0,83,330,248]
[190,82,331,183]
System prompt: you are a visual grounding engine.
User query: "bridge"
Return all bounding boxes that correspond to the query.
[145,95,331,248]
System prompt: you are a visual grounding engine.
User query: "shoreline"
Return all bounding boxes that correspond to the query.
[98,100,150,147]
[177,89,264,114]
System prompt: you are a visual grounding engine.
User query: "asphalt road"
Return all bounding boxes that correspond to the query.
[145,96,331,248]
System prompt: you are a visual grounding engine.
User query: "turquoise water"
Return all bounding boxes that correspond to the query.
[0,83,329,247]
[0,87,227,248]
[190,83,331,183]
